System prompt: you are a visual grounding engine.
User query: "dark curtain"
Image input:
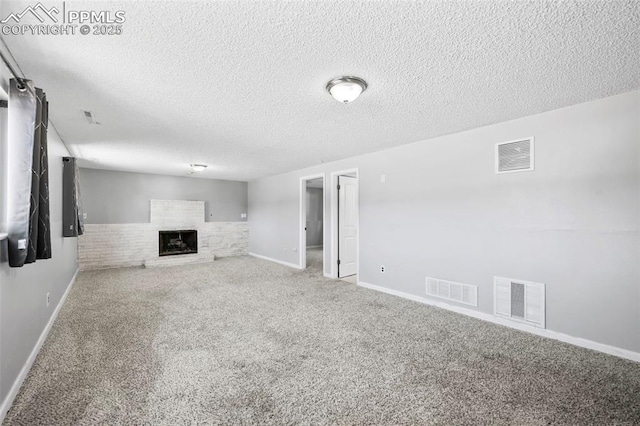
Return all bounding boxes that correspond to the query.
[75,160,84,236]
[26,89,52,263]
[7,79,52,267]
[37,90,52,255]
[62,157,84,237]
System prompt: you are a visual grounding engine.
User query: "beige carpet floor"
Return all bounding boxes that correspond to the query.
[305,247,324,273]
[306,247,356,284]
[4,255,640,425]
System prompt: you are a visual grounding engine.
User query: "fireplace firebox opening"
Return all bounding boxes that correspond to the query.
[159,230,197,256]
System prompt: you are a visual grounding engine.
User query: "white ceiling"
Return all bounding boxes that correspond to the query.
[2,1,639,181]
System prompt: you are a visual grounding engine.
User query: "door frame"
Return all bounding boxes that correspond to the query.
[330,168,359,280]
[299,173,325,270]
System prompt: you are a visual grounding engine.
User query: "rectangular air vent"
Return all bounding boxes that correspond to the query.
[83,110,100,125]
[494,276,545,328]
[426,277,478,307]
[495,137,534,173]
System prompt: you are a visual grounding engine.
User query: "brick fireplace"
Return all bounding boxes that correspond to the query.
[78,199,248,270]
[159,230,198,256]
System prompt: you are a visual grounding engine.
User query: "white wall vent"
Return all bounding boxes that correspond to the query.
[426,277,478,307]
[494,276,545,328]
[495,137,534,173]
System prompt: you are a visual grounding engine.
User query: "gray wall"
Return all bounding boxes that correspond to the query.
[78,168,248,224]
[249,90,640,353]
[306,187,323,247]
[0,107,78,408]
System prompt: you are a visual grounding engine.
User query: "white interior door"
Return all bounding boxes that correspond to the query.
[338,176,358,277]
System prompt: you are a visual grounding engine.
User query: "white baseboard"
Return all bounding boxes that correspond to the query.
[357,281,640,363]
[0,268,79,423]
[306,245,323,249]
[248,252,302,270]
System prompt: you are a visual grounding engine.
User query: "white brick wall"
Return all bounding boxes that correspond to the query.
[78,200,248,271]
[150,199,205,227]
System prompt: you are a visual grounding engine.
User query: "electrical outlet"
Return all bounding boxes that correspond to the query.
[380,174,386,183]
[82,213,87,219]
[241,213,247,219]
[380,266,385,273]
[46,292,50,307]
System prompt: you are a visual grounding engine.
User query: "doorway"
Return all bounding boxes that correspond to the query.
[299,174,325,274]
[330,169,359,282]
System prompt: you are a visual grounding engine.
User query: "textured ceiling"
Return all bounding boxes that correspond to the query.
[1,1,639,181]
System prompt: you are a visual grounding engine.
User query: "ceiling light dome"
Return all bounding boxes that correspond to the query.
[190,164,207,172]
[326,76,367,103]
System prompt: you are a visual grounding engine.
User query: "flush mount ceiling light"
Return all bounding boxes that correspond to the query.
[326,76,367,103]
[190,164,207,172]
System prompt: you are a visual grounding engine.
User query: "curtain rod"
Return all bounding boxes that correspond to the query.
[0,39,30,92]
[0,52,24,85]
[0,38,75,156]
